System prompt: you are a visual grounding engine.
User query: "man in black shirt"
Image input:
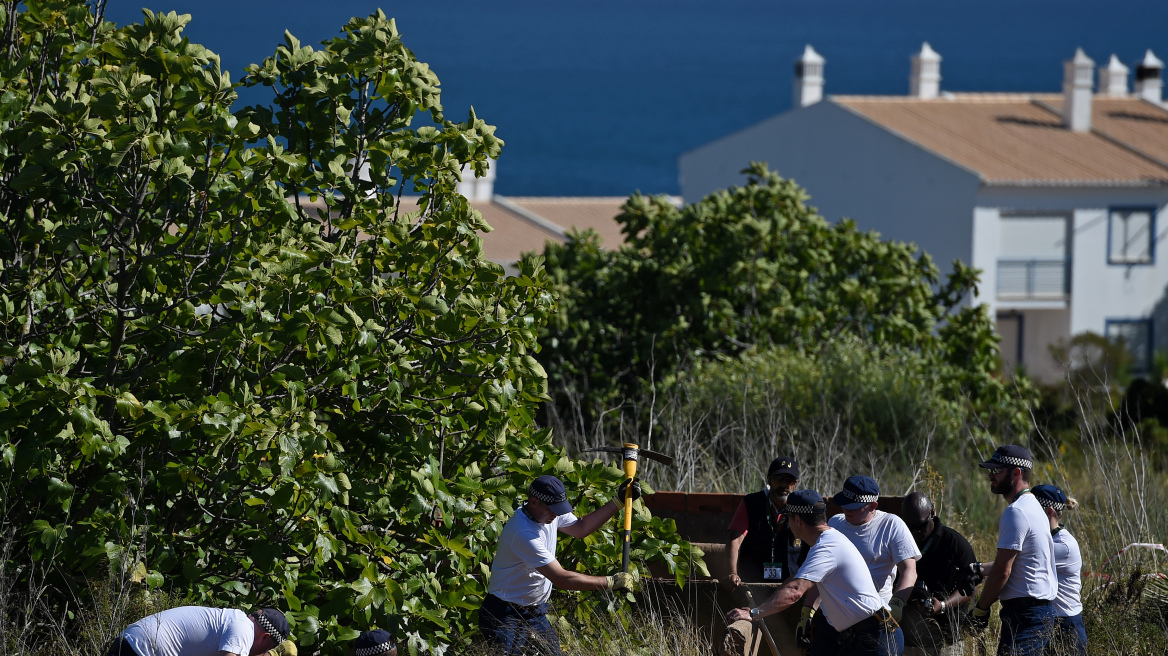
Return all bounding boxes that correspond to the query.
[900,492,979,656]
[725,456,807,586]
[722,457,810,656]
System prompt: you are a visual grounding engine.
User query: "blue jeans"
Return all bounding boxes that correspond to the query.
[478,593,563,656]
[997,600,1055,656]
[809,610,904,656]
[1046,614,1087,656]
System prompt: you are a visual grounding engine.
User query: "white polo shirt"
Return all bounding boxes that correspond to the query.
[1051,528,1083,617]
[121,606,254,656]
[828,511,921,604]
[997,492,1057,601]
[795,528,887,631]
[487,506,579,606]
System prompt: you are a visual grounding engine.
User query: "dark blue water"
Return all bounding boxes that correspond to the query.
[105,1,1168,196]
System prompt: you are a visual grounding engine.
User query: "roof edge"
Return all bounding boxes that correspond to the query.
[981,178,1168,188]
[492,195,568,239]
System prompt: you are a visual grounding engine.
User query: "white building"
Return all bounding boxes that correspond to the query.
[680,45,1168,380]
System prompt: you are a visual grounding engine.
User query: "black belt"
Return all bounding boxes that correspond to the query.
[484,593,547,615]
[847,607,895,634]
[1000,597,1052,610]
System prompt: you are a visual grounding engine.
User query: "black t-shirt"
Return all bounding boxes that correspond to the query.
[915,518,978,597]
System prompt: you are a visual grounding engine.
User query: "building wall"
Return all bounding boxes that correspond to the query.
[678,101,982,275]
[975,187,1168,377]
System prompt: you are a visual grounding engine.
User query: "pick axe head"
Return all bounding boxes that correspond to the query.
[583,444,675,467]
[583,443,674,572]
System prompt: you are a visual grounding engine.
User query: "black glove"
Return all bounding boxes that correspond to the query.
[966,605,990,632]
[966,562,984,587]
[616,478,641,503]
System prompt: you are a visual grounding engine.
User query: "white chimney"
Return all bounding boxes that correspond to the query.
[1134,49,1164,104]
[457,158,496,201]
[1098,55,1129,97]
[1062,48,1094,132]
[793,45,825,108]
[910,42,942,99]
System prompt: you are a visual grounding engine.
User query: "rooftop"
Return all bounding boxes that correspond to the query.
[830,93,1168,187]
[294,195,634,271]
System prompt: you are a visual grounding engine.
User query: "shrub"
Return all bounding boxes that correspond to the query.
[0,3,696,652]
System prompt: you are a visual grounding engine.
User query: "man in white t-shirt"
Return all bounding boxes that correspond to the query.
[106,607,291,656]
[726,489,899,656]
[821,475,917,655]
[479,474,638,655]
[967,445,1057,656]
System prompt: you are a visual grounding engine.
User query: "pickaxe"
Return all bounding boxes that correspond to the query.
[742,589,781,656]
[584,443,673,572]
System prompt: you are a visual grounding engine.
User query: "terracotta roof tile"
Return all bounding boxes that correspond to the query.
[832,94,1168,186]
[505,197,629,247]
[288,196,634,266]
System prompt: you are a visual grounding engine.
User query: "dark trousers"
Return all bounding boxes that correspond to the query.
[809,609,904,656]
[478,593,563,656]
[103,637,139,656]
[997,599,1055,656]
[1045,614,1087,656]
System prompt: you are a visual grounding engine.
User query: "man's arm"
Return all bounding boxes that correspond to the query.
[726,531,745,587]
[536,559,610,591]
[932,588,973,615]
[976,548,1019,609]
[893,557,917,602]
[726,578,816,622]
[560,500,621,539]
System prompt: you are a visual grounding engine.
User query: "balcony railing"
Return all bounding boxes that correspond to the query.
[997,259,1070,300]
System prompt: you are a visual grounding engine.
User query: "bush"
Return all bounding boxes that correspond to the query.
[539,163,1035,440]
[0,3,696,652]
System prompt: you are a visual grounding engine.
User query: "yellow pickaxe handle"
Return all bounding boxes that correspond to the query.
[621,443,638,573]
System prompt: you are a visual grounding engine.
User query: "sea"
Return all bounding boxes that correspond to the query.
[103,1,1168,197]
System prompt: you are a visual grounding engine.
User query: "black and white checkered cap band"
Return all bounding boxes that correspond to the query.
[992,454,1033,470]
[355,641,395,656]
[785,503,826,514]
[530,487,566,505]
[1035,497,1065,511]
[840,489,878,504]
[256,614,286,643]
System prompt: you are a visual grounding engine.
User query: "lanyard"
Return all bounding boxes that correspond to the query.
[1011,487,1031,503]
[767,500,781,561]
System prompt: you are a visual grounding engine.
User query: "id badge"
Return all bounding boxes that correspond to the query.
[763,562,782,580]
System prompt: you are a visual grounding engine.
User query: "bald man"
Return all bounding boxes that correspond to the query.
[900,493,978,656]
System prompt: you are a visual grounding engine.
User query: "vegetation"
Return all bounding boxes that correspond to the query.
[538,163,1035,440]
[0,2,696,653]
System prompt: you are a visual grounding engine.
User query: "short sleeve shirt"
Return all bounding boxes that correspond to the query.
[727,499,751,535]
[1051,528,1083,617]
[487,506,579,606]
[795,528,886,631]
[121,606,254,656]
[997,493,1057,601]
[828,511,921,604]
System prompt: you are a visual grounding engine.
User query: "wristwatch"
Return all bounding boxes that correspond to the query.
[750,608,761,619]
[939,600,947,612]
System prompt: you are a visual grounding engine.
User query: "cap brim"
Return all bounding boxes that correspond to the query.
[977,460,998,469]
[768,467,798,478]
[831,493,868,510]
[548,499,574,516]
